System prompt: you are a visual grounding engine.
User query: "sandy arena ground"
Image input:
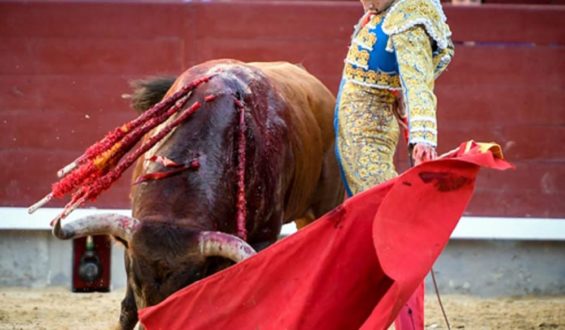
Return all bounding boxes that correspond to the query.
[0,287,563,329]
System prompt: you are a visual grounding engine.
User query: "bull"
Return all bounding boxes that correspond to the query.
[50,60,343,329]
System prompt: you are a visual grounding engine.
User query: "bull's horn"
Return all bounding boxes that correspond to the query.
[198,231,256,263]
[52,213,139,242]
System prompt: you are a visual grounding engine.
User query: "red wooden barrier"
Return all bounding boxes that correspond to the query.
[0,1,563,217]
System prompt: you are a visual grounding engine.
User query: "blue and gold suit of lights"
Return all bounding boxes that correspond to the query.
[335,0,454,196]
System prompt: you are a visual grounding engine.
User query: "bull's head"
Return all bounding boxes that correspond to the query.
[52,214,255,320]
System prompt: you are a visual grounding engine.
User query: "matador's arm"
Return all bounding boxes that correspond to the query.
[392,26,438,147]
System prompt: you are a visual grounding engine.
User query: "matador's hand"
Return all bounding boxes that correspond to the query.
[412,143,437,165]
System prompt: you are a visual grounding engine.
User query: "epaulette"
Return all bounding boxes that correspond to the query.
[382,0,452,51]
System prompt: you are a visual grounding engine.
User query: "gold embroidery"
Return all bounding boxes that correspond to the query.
[355,14,383,48]
[392,26,438,146]
[433,38,454,78]
[344,63,401,89]
[382,0,452,51]
[356,28,377,49]
[336,82,399,193]
[346,14,385,67]
[346,47,371,68]
[382,0,454,76]
[344,13,404,90]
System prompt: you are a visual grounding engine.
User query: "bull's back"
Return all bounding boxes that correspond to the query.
[249,62,339,220]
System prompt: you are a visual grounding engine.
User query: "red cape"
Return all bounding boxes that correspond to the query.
[139,141,512,330]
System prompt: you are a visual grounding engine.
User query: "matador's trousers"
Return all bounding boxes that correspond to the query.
[335,81,400,195]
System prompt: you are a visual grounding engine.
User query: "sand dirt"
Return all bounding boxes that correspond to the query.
[0,287,563,329]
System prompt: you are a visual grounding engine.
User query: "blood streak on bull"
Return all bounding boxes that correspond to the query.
[234,97,248,240]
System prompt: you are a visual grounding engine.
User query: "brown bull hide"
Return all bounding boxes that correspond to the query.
[117,59,343,329]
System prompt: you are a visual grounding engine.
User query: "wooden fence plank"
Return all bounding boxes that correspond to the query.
[0,2,185,38]
[445,5,565,44]
[0,37,184,75]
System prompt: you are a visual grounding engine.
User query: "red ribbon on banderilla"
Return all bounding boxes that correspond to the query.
[28,75,216,226]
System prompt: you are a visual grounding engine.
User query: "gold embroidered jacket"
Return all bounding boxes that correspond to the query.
[342,0,454,147]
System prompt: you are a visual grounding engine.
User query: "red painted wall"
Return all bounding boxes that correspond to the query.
[1,1,563,217]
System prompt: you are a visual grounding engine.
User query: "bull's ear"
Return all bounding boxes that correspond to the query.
[126,76,176,113]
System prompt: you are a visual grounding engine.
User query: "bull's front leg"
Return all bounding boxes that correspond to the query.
[118,283,138,330]
[119,253,139,330]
